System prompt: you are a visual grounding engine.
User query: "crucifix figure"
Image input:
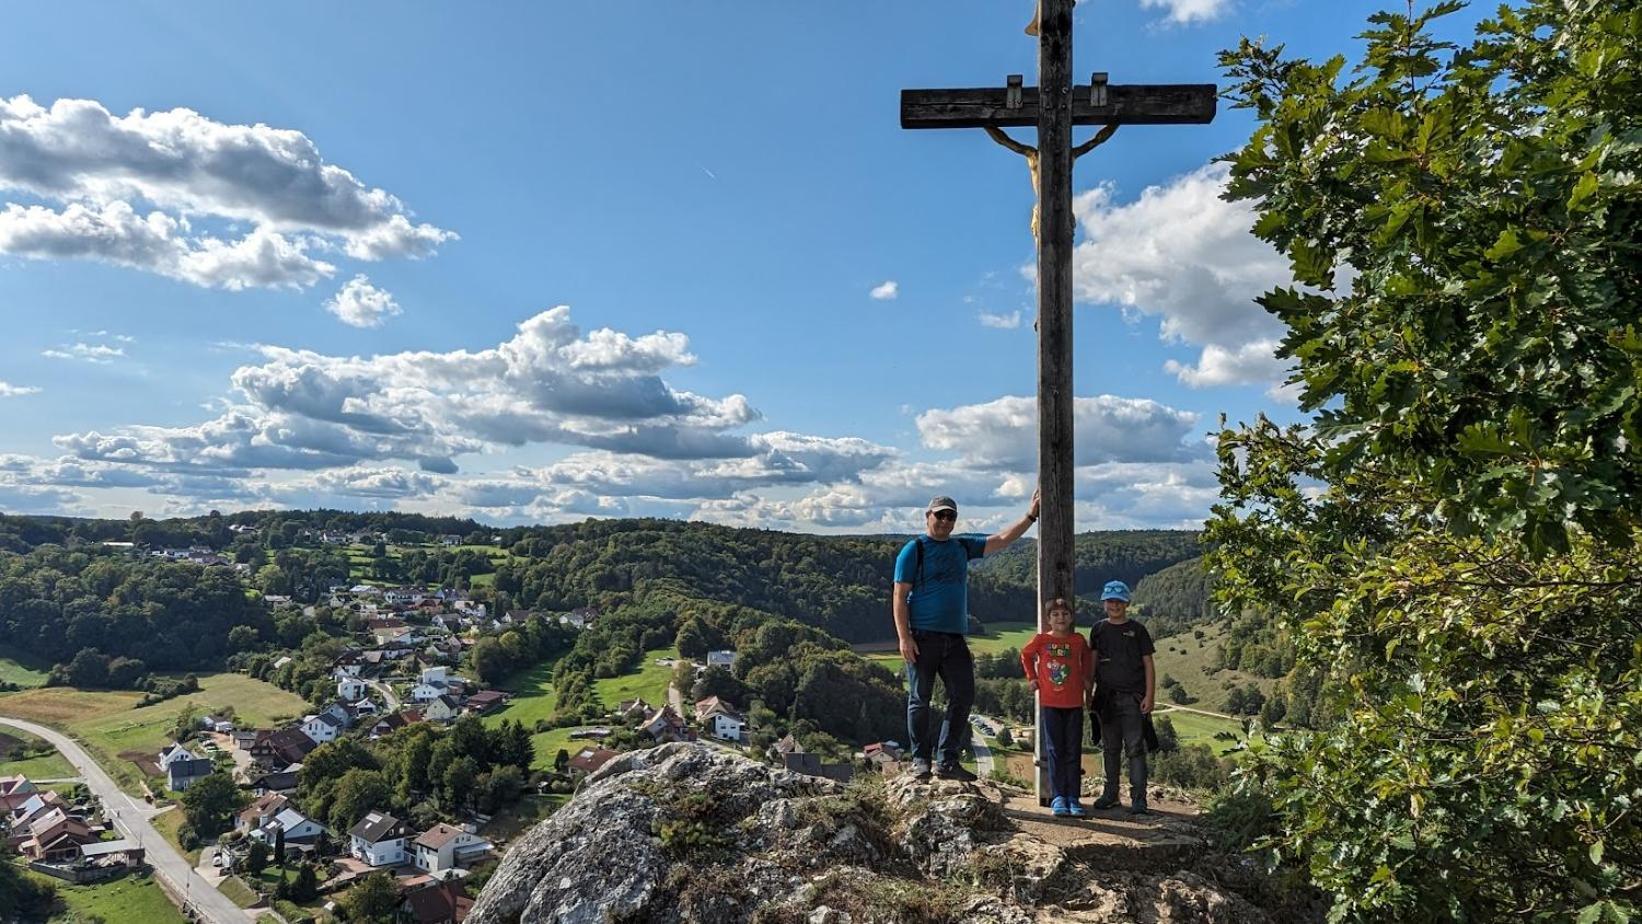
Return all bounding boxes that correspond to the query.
[899,0,1215,804]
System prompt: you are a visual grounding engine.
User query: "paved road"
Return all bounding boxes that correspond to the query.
[972,735,996,778]
[364,677,402,710]
[0,716,247,924]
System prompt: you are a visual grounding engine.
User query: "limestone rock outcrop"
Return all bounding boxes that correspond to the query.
[468,742,1311,924]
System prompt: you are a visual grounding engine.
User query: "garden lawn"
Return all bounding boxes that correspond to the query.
[218,875,261,908]
[17,865,185,924]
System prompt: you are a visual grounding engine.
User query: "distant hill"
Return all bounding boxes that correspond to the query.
[0,511,1202,645]
[1130,554,1215,639]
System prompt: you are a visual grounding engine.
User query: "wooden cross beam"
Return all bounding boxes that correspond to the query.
[898,0,1216,805]
[900,79,1216,130]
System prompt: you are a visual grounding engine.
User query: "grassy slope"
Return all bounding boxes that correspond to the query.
[484,646,678,773]
[0,673,309,793]
[1151,619,1280,710]
[0,747,75,780]
[0,643,51,688]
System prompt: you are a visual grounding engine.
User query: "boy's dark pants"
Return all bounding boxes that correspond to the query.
[1040,705,1083,803]
[905,630,974,768]
[1098,691,1148,806]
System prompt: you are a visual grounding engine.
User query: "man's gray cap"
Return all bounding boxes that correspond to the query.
[926,496,958,513]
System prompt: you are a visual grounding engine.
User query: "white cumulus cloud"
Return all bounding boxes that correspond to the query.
[1139,0,1232,24]
[0,380,40,396]
[324,275,402,328]
[870,280,899,300]
[1074,162,1291,392]
[917,394,1202,471]
[0,94,453,290]
[978,310,1023,330]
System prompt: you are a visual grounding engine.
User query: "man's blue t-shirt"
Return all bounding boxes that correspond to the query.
[894,534,988,634]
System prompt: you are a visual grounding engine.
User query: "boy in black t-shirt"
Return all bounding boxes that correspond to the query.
[1088,580,1156,814]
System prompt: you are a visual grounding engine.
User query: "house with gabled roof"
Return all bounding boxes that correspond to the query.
[0,775,36,814]
[566,746,619,778]
[237,793,290,832]
[639,706,692,743]
[166,752,216,792]
[412,823,492,875]
[349,811,409,867]
[424,694,463,724]
[302,712,345,744]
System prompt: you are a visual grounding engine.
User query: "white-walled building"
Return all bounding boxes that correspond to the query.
[412,823,492,875]
[349,812,408,867]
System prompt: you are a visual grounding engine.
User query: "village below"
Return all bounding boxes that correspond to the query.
[1,510,1266,923]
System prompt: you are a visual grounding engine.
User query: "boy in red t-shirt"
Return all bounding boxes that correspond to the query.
[1020,597,1093,817]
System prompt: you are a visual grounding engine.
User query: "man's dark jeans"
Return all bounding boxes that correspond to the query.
[1041,705,1084,803]
[905,629,974,768]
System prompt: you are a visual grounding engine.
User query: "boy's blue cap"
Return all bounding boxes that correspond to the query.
[1100,580,1131,602]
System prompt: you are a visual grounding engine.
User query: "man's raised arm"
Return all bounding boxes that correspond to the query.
[984,488,1042,556]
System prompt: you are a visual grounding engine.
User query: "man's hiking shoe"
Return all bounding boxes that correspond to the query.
[1050,796,1071,817]
[1067,800,1088,818]
[936,763,978,783]
[1091,795,1120,810]
[909,758,933,780]
[1128,804,1152,816]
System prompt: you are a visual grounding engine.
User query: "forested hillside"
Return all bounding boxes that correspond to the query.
[0,511,1207,675]
[1129,554,1215,639]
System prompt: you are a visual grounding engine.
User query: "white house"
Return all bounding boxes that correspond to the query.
[156,743,195,771]
[349,812,408,867]
[412,823,492,875]
[250,807,325,847]
[707,712,747,742]
[410,680,446,703]
[424,694,462,723]
[301,713,344,744]
[337,678,368,702]
[706,650,737,669]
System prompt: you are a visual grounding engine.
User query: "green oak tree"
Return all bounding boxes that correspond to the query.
[1210,1,1640,920]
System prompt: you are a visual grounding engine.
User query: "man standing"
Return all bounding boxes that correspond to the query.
[1089,580,1157,814]
[893,491,1041,780]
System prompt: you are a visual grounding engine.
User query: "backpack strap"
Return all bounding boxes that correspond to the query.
[915,535,926,590]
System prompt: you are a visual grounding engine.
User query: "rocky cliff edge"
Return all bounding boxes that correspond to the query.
[468,742,1312,924]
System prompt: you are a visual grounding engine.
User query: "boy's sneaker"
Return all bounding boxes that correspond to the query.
[909,758,932,780]
[1091,795,1120,810]
[1067,800,1088,818]
[1050,796,1071,817]
[935,763,977,783]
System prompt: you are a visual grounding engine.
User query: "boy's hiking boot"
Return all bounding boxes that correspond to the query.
[936,763,977,783]
[1128,803,1152,816]
[1050,796,1071,818]
[909,758,932,780]
[1091,795,1120,810]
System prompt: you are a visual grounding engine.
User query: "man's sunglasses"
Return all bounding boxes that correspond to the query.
[930,511,957,522]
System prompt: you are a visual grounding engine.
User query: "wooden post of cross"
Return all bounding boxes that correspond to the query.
[900,0,1215,804]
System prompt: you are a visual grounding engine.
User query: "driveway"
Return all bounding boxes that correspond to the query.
[0,716,249,924]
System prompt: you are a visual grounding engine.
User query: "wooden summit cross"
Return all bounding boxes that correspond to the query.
[900,0,1215,803]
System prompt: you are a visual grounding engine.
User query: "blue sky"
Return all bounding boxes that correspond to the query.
[0,1,1487,532]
